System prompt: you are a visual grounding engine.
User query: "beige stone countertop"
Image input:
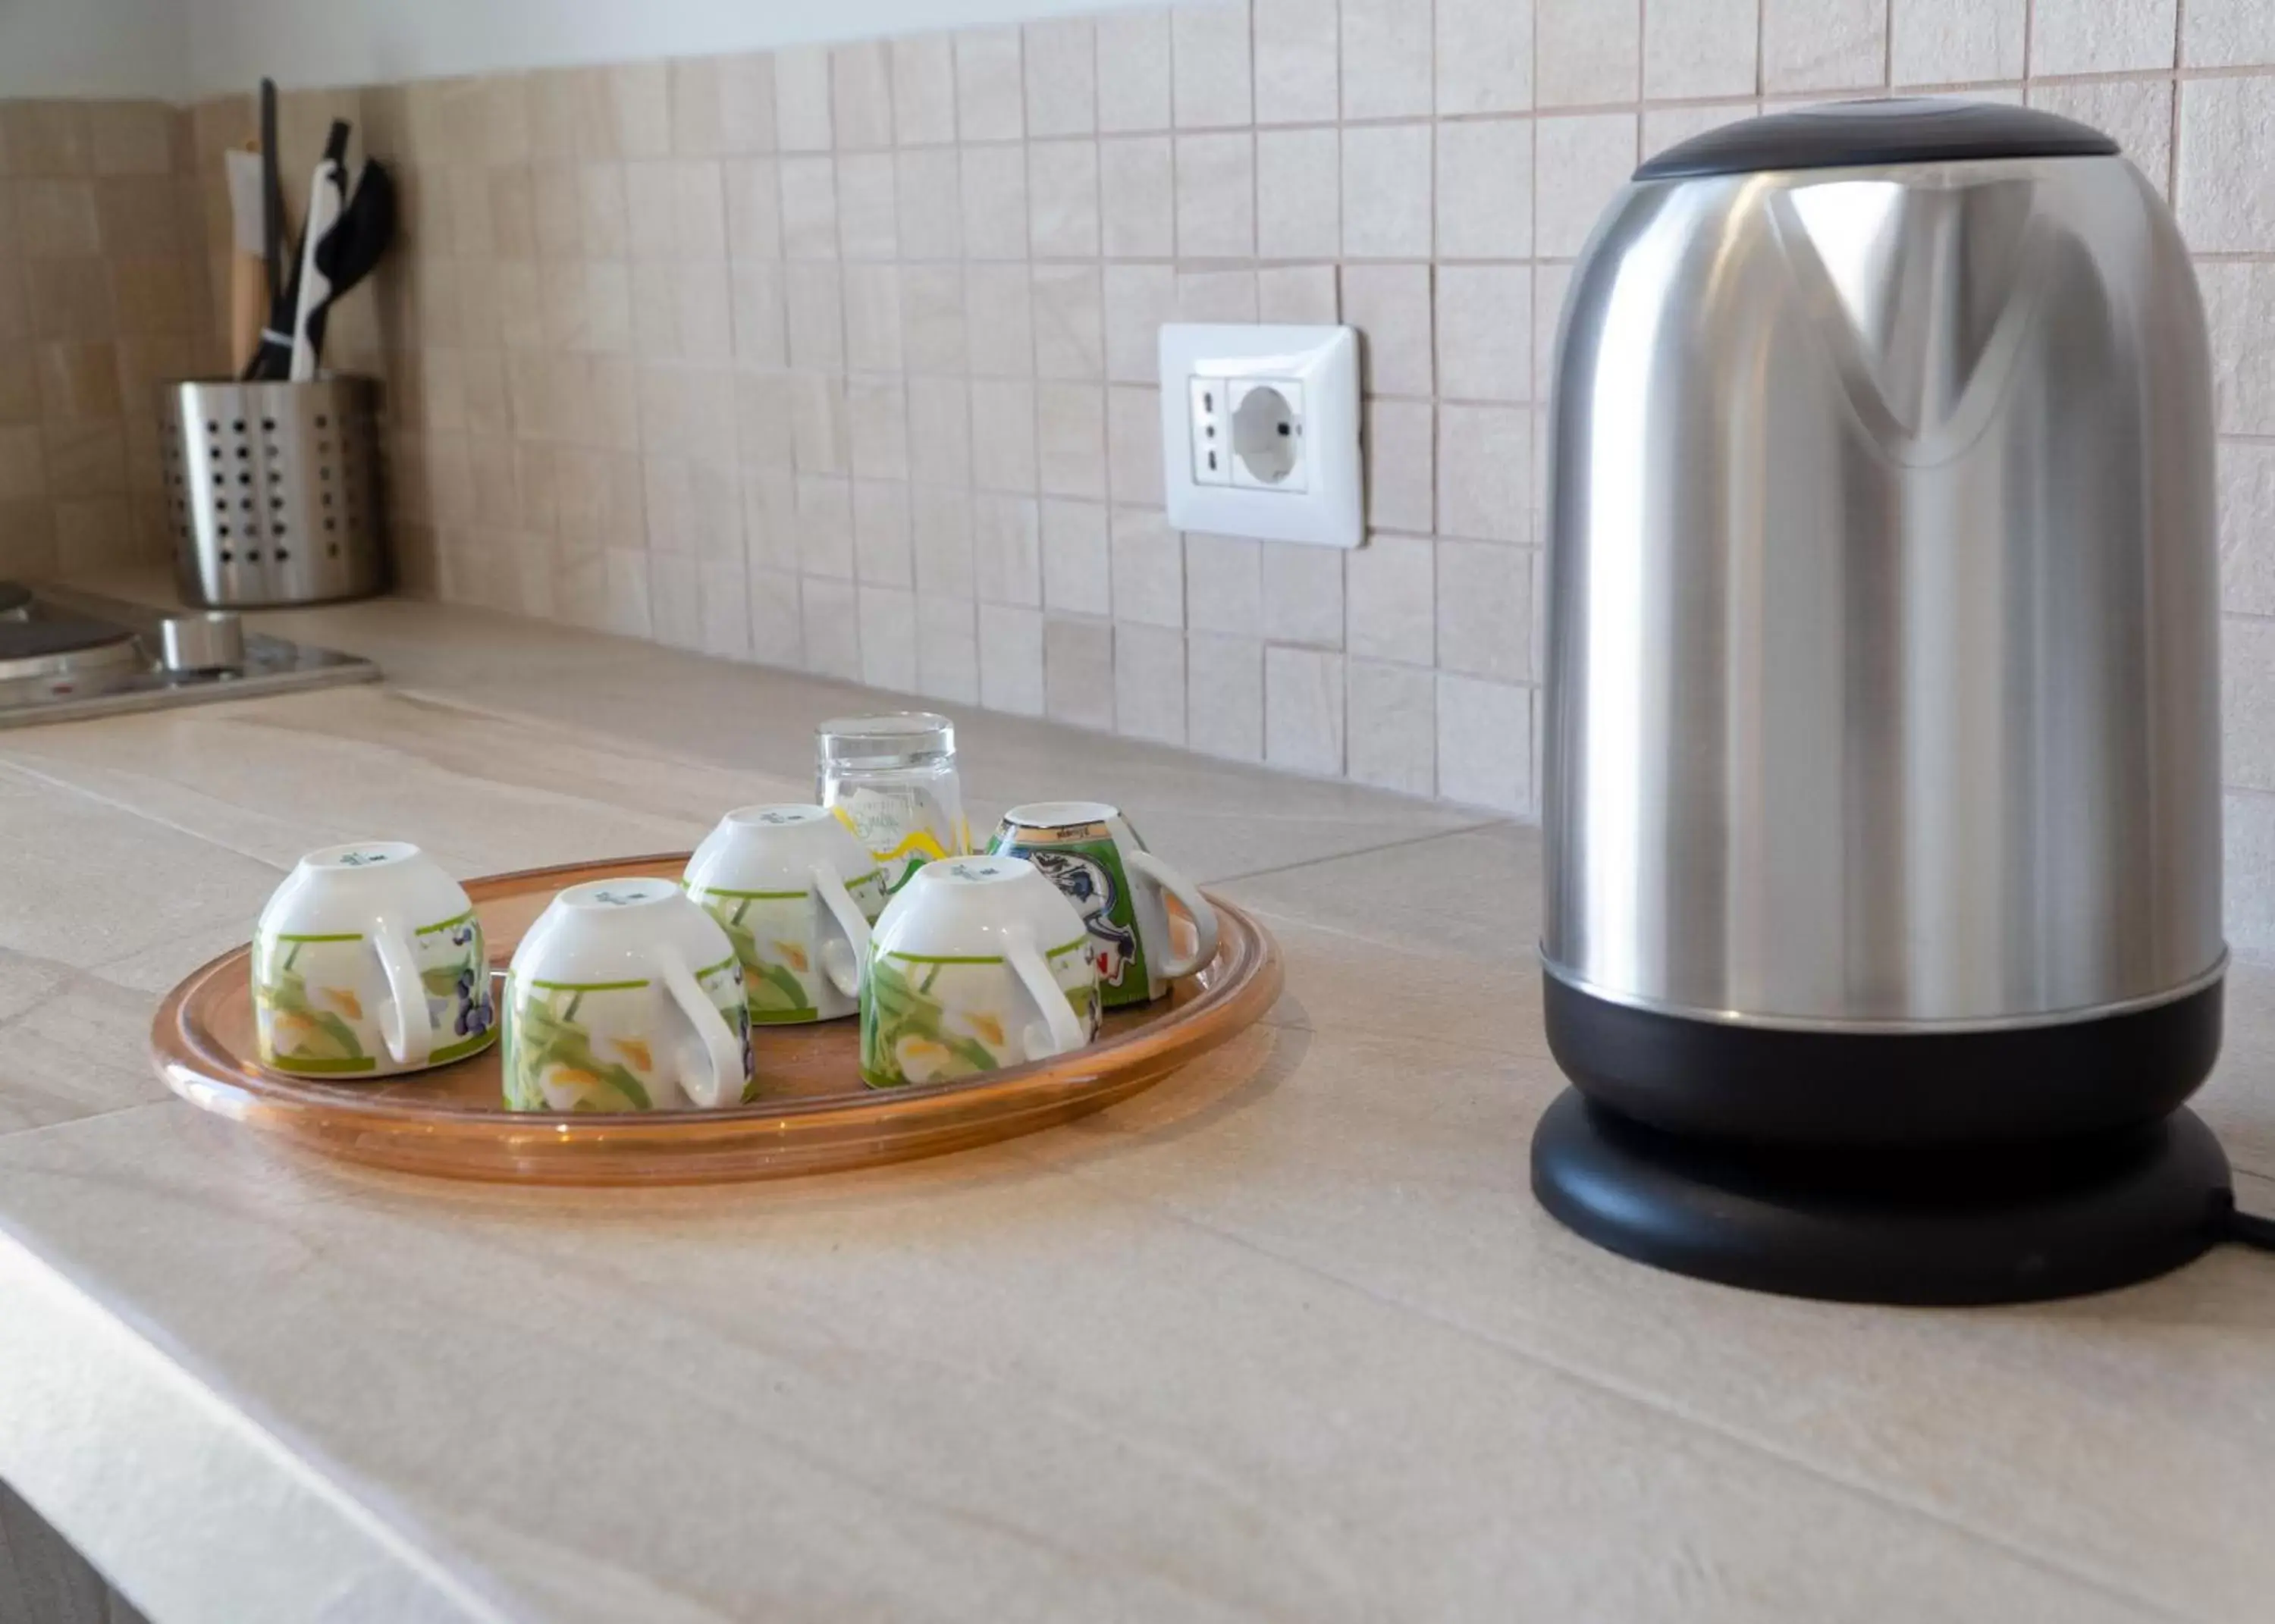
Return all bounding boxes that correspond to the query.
[3,591,2273,1622]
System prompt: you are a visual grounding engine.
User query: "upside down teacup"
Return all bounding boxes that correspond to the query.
[986,801,1219,1009]
[682,804,885,1024]
[502,878,752,1112]
[252,842,494,1077]
[860,854,1100,1088]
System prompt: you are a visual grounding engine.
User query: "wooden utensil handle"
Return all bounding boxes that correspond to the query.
[229,252,265,375]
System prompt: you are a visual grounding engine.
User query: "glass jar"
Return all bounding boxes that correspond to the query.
[815,712,970,898]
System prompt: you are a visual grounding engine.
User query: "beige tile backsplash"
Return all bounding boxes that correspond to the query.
[8,0,2275,945]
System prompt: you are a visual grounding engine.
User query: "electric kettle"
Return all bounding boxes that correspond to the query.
[1533,100,2243,1303]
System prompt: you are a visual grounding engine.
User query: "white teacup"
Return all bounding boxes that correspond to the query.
[253,842,493,1077]
[861,854,1100,1088]
[987,801,1220,1009]
[682,804,885,1024]
[503,878,752,1112]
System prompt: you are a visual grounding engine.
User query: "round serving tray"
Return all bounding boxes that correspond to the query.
[152,852,1282,1185]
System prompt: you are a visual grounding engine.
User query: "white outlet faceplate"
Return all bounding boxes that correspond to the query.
[1158,323,1362,548]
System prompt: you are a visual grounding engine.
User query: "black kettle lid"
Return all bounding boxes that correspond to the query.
[1634,96,2120,181]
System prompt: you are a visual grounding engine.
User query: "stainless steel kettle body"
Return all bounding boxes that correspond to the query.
[1542,105,2224,1145]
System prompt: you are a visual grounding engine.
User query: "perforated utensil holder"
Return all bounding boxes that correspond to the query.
[164,376,386,608]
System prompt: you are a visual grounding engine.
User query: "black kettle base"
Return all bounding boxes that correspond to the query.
[1530,1090,2235,1305]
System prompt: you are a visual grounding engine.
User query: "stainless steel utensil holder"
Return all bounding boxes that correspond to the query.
[164,376,385,608]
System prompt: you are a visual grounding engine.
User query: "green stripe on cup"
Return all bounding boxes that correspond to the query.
[883,951,1005,966]
[692,886,814,900]
[415,908,477,936]
[265,1052,378,1074]
[430,1028,498,1065]
[1046,936,1087,959]
[526,977,650,992]
[272,932,362,943]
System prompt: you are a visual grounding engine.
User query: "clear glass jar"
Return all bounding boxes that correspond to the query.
[815,712,969,898]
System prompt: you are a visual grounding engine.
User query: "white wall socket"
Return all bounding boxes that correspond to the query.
[1158,323,1362,548]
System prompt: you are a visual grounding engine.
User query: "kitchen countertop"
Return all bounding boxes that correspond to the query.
[2,591,2272,1623]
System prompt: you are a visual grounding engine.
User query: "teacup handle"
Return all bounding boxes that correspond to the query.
[810,863,871,999]
[371,920,435,1068]
[1006,931,1087,1060]
[658,948,745,1109]
[1126,851,1219,979]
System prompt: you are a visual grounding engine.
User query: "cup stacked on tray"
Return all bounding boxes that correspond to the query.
[246,713,1221,1111]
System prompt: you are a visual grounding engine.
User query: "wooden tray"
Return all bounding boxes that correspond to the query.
[151,853,1282,1185]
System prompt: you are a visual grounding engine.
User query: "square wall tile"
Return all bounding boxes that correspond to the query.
[1537,0,1640,107]
[1034,264,1105,379]
[2218,440,2275,616]
[1347,531,1435,663]
[1437,0,1534,114]
[846,379,910,481]
[2177,77,2275,253]
[1889,0,2023,84]
[974,489,1043,603]
[1046,614,1116,728]
[837,152,898,259]
[859,585,918,691]
[2186,0,2275,67]
[775,45,833,151]
[967,262,1036,377]
[1097,10,1175,133]
[1436,265,1530,403]
[1188,531,1263,635]
[1436,538,1531,679]
[2204,264,2275,434]
[1255,0,1339,124]
[1111,505,1184,626]
[1043,497,1112,613]
[1347,659,1436,795]
[1366,400,1434,532]
[917,593,981,701]
[897,147,964,258]
[779,155,838,258]
[1341,263,1434,397]
[725,158,783,259]
[1341,124,1432,257]
[979,601,1046,713]
[1187,632,1265,760]
[961,145,1030,260]
[1761,0,1889,93]
[1266,646,1346,775]
[1535,114,1636,258]
[1104,263,1176,382]
[802,576,861,679]
[1439,403,1531,542]
[2032,0,2177,74]
[1436,672,1530,811]
[1257,129,1340,259]
[914,482,977,593]
[902,264,969,372]
[1025,17,1098,136]
[1101,135,1176,257]
[785,263,844,369]
[834,42,896,150]
[1645,0,1761,99]
[1437,118,1532,259]
[1343,0,1434,119]
[1037,382,1107,497]
[749,569,802,666]
[1029,139,1101,257]
[1643,100,1761,161]
[1262,540,1345,647]
[1260,264,1341,323]
[1172,3,1254,128]
[843,263,903,372]
[971,379,1040,491]
[957,28,1028,142]
[1175,132,1256,258]
[1108,385,1166,506]
[893,36,959,146]
[910,373,975,483]
[797,474,855,575]
[1114,622,1188,745]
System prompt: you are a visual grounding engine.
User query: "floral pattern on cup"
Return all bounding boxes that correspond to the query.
[698,873,887,1024]
[860,936,1099,1089]
[502,955,751,1113]
[254,905,497,1075]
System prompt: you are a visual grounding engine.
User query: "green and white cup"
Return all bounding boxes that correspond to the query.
[502,878,752,1113]
[861,854,1100,1089]
[682,804,886,1024]
[987,801,1220,1009]
[252,842,494,1078]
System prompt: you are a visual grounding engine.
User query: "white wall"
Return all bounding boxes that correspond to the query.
[180,0,1147,99]
[0,0,190,99]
